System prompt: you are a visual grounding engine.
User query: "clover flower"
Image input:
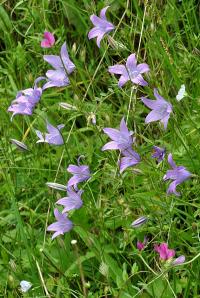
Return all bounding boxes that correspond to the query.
[137,236,148,251]
[41,31,55,48]
[43,42,75,89]
[56,187,83,213]
[154,243,175,260]
[102,117,135,151]
[152,146,166,163]
[47,208,73,239]
[141,89,172,129]
[163,153,191,196]
[8,80,42,120]
[108,53,149,88]
[67,164,91,187]
[119,148,140,173]
[88,6,115,48]
[35,122,64,145]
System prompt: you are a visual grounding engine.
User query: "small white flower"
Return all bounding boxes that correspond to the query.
[176,84,187,101]
[71,239,77,245]
[20,280,32,293]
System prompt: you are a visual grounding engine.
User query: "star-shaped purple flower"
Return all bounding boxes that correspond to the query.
[56,188,83,213]
[108,53,149,88]
[67,164,91,187]
[43,42,75,90]
[152,146,166,163]
[141,89,172,129]
[154,243,175,260]
[8,80,42,120]
[35,122,64,145]
[119,148,140,173]
[102,117,134,151]
[163,153,191,196]
[47,208,73,239]
[88,6,115,48]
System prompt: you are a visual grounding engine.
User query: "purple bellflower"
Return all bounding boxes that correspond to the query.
[163,153,191,196]
[154,243,175,260]
[102,117,134,151]
[47,208,73,239]
[35,122,64,145]
[119,148,140,173]
[67,164,91,187]
[141,89,172,129]
[8,80,42,120]
[88,6,115,48]
[43,42,75,89]
[56,187,83,213]
[41,31,55,48]
[152,146,166,163]
[108,53,149,88]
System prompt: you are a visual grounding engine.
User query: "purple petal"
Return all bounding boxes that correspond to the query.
[100,6,109,20]
[101,141,119,151]
[90,15,105,27]
[141,97,158,110]
[172,255,185,266]
[126,54,137,70]
[88,27,102,39]
[145,110,164,123]
[43,55,62,69]
[118,75,129,87]
[67,165,81,174]
[96,32,105,48]
[168,153,176,169]
[131,74,148,86]
[119,156,139,173]
[103,128,120,141]
[154,88,166,102]
[60,42,75,74]
[137,63,150,74]
[161,114,170,130]
[167,181,181,196]
[120,118,129,136]
[108,65,126,75]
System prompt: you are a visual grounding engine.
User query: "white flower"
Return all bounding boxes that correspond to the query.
[176,84,187,101]
[20,280,32,293]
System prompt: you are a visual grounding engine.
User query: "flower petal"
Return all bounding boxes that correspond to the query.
[137,63,150,74]
[101,141,119,151]
[43,55,62,69]
[126,53,137,70]
[60,42,75,74]
[108,65,126,75]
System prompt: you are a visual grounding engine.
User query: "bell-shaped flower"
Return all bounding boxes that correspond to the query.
[131,216,148,228]
[43,42,75,89]
[141,89,172,129]
[56,188,83,213]
[119,148,140,173]
[41,31,55,48]
[8,79,43,120]
[88,6,115,48]
[35,122,64,145]
[47,208,73,239]
[154,243,175,260]
[67,164,91,187]
[152,146,166,163]
[108,53,149,88]
[163,153,191,196]
[102,117,134,151]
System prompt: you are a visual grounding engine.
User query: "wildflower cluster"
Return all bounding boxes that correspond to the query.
[8,6,192,273]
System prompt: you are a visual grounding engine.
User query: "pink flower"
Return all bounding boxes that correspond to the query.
[137,236,148,251]
[154,243,175,260]
[41,31,55,48]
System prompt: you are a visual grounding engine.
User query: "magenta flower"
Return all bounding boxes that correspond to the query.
[152,146,166,163]
[163,154,191,196]
[43,42,75,89]
[141,89,172,129]
[171,255,185,266]
[67,164,91,187]
[56,188,83,213]
[131,216,148,228]
[8,80,42,120]
[35,122,64,145]
[119,148,140,173]
[88,6,115,48]
[154,243,175,260]
[137,237,148,251]
[41,31,55,48]
[108,53,149,88]
[102,118,134,151]
[47,208,73,239]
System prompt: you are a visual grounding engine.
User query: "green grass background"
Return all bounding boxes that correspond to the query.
[0,0,200,297]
